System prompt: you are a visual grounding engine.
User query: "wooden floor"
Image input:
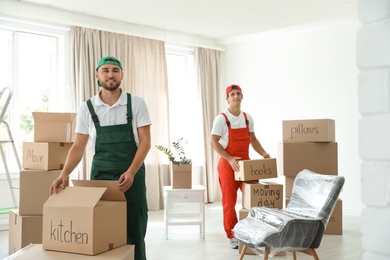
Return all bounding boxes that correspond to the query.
[0,201,363,260]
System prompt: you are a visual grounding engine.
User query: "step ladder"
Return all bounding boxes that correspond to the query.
[0,87,21,209]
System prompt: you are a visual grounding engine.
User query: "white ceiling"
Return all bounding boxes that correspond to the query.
[21,0,358,40]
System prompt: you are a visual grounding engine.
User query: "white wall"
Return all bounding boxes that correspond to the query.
[221,19,364,215]
[358,0,390,259]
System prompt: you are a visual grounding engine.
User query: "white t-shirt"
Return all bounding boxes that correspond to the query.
[76,89,152,152]
[210,109,254,149]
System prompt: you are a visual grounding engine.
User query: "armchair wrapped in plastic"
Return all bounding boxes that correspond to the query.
[233,169,345,260]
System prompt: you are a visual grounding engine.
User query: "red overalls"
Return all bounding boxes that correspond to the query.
[218,112,251,238]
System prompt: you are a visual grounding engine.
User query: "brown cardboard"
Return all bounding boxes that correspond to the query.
[235,158,278,181]
[285,198,343,235]
[22,142,72,170]
[42,180,126,255]
[282,119,335,142]
[19,170,62,216]
[5,244,135,260]
[325,199,343,235]
[171,163,192,189]
[8,210,43,254]
[285,176,295,199]
[278,142,338,176]
[33,112,76,143]
[242,182,283,210]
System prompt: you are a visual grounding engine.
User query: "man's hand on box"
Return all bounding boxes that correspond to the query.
[50,174,69,195]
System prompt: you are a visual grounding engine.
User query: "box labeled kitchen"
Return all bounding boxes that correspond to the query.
[282,119,335,142]
[235,158,277,181]
[22,142,72,170]
[33,112,76,143]
[42,180,126,255]
[242,181,283,210]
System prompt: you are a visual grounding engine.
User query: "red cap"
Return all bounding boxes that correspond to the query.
[226,84,242,96]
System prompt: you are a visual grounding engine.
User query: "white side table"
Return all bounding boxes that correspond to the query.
[163,185,206,239]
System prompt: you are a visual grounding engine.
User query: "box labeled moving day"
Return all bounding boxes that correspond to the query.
[5,244,135,260]
[278,142,338,177]
[8,210,43,254]
[19,170,61,216]
[42,180,127,255]
[282,119,335,142]
[235,158,277,181]
[22,142,72,170]
[33,112,76,143]
[242,182,283,210]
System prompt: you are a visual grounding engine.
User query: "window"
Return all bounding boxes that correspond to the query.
[0,19,69,173]
[0,19,69,224]
[165,46,204,166]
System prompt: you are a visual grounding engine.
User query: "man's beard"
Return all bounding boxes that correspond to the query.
[100,80,121,91]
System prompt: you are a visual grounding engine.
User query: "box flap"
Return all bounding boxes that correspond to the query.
[72,180,126,201]
[44,186,106,208]
[32,112,76,123]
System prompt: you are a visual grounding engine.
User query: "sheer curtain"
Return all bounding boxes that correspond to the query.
[70,26,169,210]
[195,47,222,202]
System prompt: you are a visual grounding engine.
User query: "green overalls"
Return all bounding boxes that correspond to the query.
[86,93,148,260]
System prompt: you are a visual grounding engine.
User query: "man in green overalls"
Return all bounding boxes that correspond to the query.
[50,56,151,260]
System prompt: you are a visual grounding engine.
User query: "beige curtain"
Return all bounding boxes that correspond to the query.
[195,47,222,202]
[70,26,169,210]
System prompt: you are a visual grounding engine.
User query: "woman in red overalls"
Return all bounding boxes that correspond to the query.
[210,84,270,249]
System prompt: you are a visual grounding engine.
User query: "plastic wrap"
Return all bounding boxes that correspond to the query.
[233,169,345,256]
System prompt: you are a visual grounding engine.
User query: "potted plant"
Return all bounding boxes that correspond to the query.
[156,137,192,189]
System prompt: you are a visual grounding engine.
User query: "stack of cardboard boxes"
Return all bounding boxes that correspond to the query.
[278,119,342,235]
[234,158,285,256]
[8,112,76,254]
[8,112,134,259]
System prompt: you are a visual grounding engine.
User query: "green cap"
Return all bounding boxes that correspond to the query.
[96,56,122,71]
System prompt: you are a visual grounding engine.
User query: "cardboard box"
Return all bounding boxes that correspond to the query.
[42,180,127,255]
[285,198,343,235]
[282,119,335,142]
[22,142,72,170]
[285,176,295,199]
[325,199,343,235]
[5,244,135,260]
[19,170,62,216]
[278,142,338,176]
[171,163,192,189]
[8,210,43,254]
[235,158,277,181]
[242,182,283,210]
[33,112,76,143]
